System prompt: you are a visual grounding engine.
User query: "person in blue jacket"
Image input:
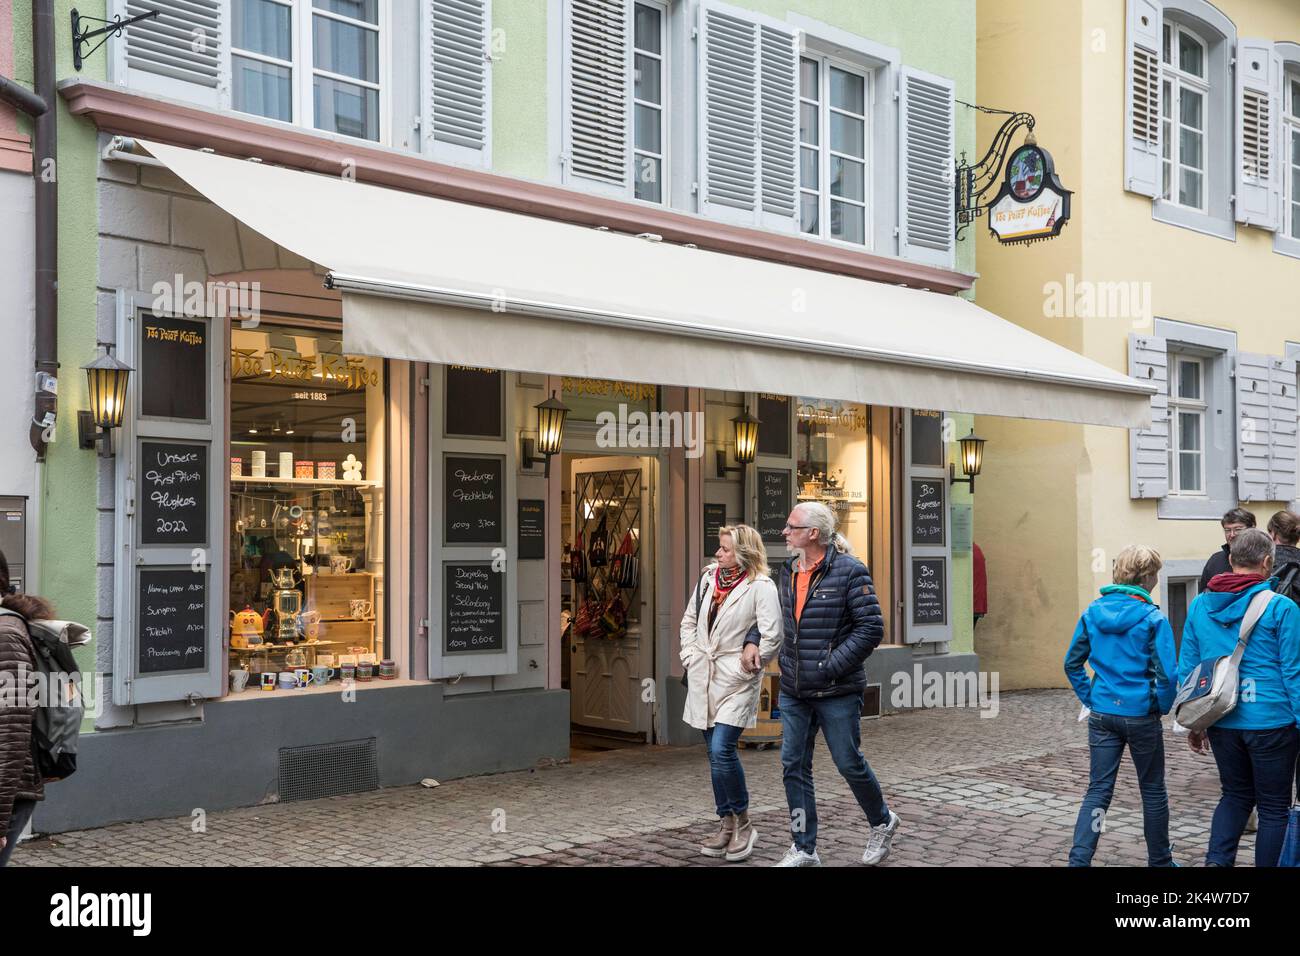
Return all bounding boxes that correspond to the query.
[1178,528,1300,867]
[1064,545,1177,866]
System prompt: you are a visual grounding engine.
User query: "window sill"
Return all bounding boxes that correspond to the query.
[1152,200,1236,242]
[1157,493,1232,520]
[1274,233,1300,260]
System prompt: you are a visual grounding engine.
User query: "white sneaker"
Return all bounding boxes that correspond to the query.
[774,843,822,867]
[862,810,900,865]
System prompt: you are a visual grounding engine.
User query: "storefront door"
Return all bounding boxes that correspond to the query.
[568,455,656,740]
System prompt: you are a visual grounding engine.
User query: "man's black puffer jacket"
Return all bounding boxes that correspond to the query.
[776,546,883,699]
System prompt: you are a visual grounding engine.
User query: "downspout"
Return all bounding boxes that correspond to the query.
[29,0,56,460]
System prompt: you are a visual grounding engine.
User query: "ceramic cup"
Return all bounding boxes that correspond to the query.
[330,555,353,574]
[349,599,373,620]
[357,661,375,682]
[230,668,250,693]
[311,666,334,685]
[261,673,277,691]
[340,663,357,682]
[294,668,315,688]
[277,671,296,690]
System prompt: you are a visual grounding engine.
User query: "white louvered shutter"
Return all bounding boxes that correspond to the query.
[110,0,229,108]
[698,2,799,230]
[898,66,955,268]
[1124,0,1162,199]
[1269,356,1299,501]
[1129,334,1170,499]
[424,0,492,167]
[564,0,632,196]
[1234,40,1283,231]
[1236,353,1274,502]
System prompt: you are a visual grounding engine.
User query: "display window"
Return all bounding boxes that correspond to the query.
[226,321,387,691]
[795,397,870,556]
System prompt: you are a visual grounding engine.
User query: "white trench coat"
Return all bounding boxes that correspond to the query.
[679,565,783,730]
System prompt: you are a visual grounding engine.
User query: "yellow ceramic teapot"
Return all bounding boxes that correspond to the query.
[230,605,265,649]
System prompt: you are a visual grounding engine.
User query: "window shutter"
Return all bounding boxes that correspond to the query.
[424,0,492,167]
[1235,352,1274,502]
[1234,40,1283,231]
[110,0,229,108]
[563,0,632,196]
[1128,333,1170,499]
[757,24,799,230]
[1268,356,1299,501]
[1124,0,1162,199]
[898,65,955,268]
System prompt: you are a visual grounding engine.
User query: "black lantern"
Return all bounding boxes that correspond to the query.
[79,348,133,452]
[717,410,761,478]
[522,391,570,477]
[949,429,987,493]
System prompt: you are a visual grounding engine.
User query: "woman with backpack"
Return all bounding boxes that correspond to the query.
[680,524,782,862]
[0,548,52,866]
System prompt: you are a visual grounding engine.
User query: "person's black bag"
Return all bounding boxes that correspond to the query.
[1276,561,1300,606]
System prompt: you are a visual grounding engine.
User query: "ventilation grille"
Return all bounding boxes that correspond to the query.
[1241,88,1272,181]
[278,738,379,803]
[1130,45,1160,146]
[125,0,223,88]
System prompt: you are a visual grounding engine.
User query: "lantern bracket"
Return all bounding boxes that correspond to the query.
[948,462,975,494]
[78,410,111,453]
[715,450,744,479]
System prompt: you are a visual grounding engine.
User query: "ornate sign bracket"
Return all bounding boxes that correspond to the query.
[953,103,1037,240]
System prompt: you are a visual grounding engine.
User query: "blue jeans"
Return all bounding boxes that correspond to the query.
[1069,713,1172,866]
[1205,724,1300,867]
[780,691,889,852]
[702,723,748,817]
[0,799,37,868]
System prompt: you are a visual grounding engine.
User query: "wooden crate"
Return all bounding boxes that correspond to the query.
[307,571,374,620]
[316,618,375,650]
[741,661,783,747]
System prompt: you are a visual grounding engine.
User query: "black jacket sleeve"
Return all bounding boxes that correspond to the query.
[826,560,883,679]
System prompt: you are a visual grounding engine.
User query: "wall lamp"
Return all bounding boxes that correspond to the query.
[522,391,570,477]
[949,429,987,493]
[78,348,132,454]
[715,410,760,478]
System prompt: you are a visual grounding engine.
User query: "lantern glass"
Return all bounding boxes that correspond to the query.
[83,352,133,429]
[535,392,570,457]
[733,411,760,464]
[959,431,985,477]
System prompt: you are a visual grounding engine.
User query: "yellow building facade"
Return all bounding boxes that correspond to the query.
[975,0,1300,687]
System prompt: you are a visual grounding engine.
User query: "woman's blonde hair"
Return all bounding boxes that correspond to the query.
[1113,545,1162,589]
[718,524,770,579]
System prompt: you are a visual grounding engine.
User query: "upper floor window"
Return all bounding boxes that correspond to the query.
[799,56,869,247]
[1167,353,1206,494]
[633,2,668,203]
[1160,22,1208,211]
[232,0,385,142]
[1286,72,1300,240]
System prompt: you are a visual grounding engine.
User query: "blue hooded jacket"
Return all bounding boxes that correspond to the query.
[1064,586,1177,717]
[1176,580,1300,731]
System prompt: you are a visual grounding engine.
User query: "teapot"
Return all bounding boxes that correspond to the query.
[230,605,265,649]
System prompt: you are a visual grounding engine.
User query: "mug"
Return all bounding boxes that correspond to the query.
[340,663,357,682]
[277,671,297,689]
[301,610,322,640]
[311,666,334,685]
[294,668,315,688]
[357,661,375,682]
[230,668,250,693]
[349,599,373,620]
[260,672,277,691]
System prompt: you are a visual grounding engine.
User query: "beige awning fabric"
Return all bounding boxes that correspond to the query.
[138,139,1155,428]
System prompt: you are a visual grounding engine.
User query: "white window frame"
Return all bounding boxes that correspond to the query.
[798,52,871,249]
[1286,71,1300,241]
[1161,21,1209,214]
[231,0,392,146]
[1168,353,1207,496]
[632,0,670,206]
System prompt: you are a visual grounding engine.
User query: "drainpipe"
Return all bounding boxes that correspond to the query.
[29,0,56,460]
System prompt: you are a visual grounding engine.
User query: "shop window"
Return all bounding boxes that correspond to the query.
[227,322,385,689]
[795,398,869,555]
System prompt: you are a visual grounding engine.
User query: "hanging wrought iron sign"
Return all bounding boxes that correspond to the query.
[986,143,1073,245]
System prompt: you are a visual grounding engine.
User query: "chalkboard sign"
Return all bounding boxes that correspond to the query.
[910,409,944,467]
[703,503,727,550]
[140,315,207,421]
[911,557,947,626]
[445,455,504,544]
[757,394,790,457]
[758,469,792,543]
[445,367,503,438]
[444,562,505,654]
[910,477,945,546]
[138,567,208,674]
[518,499,545,559]
[140,441,208,546]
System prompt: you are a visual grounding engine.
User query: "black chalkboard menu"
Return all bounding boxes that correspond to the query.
[703,503,727,550]
[445,454,505,544]
[910,477,945,546]
[140,315,207,421]
[445,366,503,438]
[911,557,947,626]
[138,568,208,674]
[518,499,545,559]
[140,441,208,546]
[910,409,944,467]
[445,562,505,654]
[757,394,790,457]
[758,469,792,543]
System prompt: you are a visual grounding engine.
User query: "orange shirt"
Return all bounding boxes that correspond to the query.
[793,557,824,622]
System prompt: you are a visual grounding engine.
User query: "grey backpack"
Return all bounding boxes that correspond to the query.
[1173,590,1274,734]
[0,607,89,780]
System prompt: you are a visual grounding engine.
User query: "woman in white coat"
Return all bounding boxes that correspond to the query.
[680,524,782,862]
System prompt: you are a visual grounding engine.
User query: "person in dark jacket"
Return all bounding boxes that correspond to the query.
[766,502,895,867]
[1064,545,1177,866]
[0,549,52,867]
[1198,508,1256,593]
[1267,510,1300,588]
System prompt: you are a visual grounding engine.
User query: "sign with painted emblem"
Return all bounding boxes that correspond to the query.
[988,144,1073,245]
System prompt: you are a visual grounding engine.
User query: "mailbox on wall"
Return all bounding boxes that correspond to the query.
[0,497,27,593]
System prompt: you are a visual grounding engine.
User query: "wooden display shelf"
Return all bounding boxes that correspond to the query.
[231,476,379,488]
[740,661,783,749]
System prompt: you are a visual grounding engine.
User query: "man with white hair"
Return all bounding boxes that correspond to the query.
[750,500,896,866]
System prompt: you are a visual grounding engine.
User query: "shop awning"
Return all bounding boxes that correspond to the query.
[138,140,1154,428]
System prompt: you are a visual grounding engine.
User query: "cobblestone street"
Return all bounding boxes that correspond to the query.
[11,690,1252,867]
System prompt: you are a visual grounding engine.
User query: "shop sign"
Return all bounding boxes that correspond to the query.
[141,316,208,421]
[988,144,1073,245]
[230,347,379,389]
[562,377,656,402]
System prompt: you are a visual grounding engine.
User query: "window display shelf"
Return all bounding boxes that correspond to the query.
[231,476,379,488]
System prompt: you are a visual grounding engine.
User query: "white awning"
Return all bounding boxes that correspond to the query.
[138,139,1154,428]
